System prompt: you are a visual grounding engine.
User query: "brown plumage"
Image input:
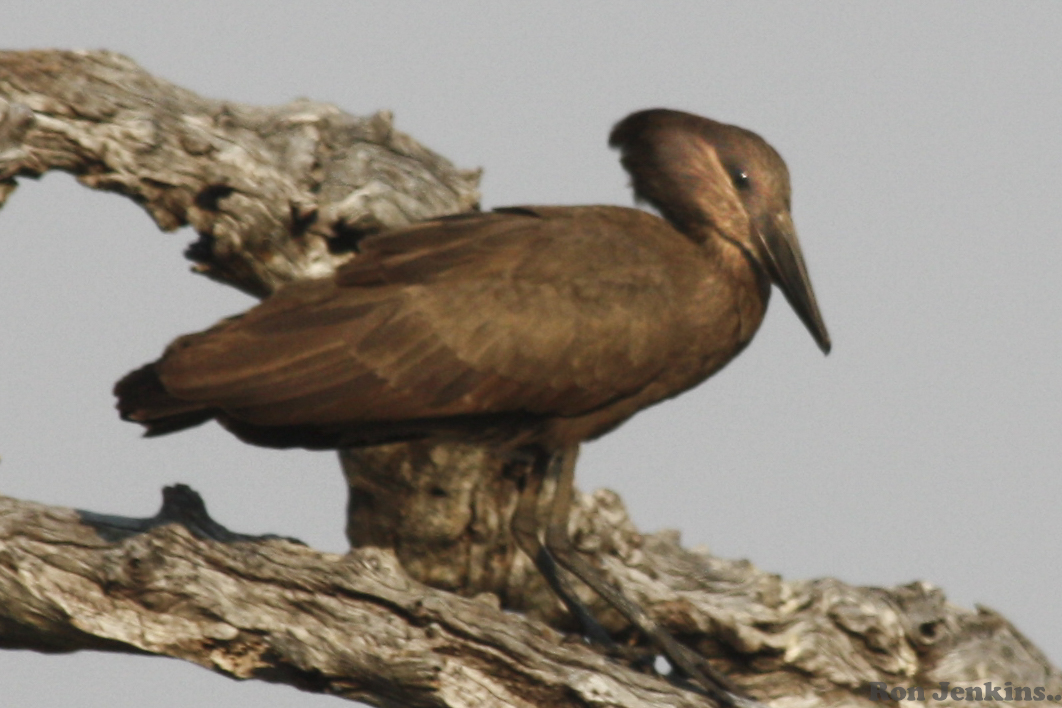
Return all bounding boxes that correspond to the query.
[117,110,828,449]
[116,109,829,704]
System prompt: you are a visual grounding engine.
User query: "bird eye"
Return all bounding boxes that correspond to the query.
[730,169,751,190]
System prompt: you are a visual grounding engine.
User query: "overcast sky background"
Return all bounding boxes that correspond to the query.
[1,3,1060,706]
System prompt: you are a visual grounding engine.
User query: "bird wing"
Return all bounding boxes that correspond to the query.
[156,206,691,427]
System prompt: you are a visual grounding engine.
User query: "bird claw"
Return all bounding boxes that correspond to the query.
[597,639,659,668]
[573,633,767,708]
[652,640,773,708]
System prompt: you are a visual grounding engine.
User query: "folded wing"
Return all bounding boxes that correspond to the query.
[131,206,688,437]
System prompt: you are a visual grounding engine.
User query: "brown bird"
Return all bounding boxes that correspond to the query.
[116,108,829,705]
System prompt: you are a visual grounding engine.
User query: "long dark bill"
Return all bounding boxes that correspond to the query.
[757,212,831,354]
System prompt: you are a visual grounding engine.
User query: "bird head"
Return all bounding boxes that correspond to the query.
[610,109,831,354]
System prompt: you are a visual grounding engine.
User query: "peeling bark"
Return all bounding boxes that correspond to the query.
[0,50,1058,707]
[0,49,480,297]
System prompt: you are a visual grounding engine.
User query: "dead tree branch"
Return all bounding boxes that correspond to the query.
[0,48,480,297]
[0,487,711,708]
[0,50,1057,707]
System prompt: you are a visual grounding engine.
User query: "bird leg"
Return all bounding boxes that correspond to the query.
[543,444,760,708]
[510,449,615,647]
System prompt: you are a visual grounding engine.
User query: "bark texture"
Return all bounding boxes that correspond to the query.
[0,49,480,297]
[0,49,1057,707]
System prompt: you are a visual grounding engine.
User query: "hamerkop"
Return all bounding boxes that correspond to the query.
[116,108,830,705]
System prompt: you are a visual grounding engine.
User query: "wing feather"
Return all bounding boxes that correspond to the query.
[156,206,694,429]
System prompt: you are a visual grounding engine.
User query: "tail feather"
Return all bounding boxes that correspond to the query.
[114,363,215,436]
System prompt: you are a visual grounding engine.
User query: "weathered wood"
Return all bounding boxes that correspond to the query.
[0,49,480,297]
[0,49,1058,707]
[0,489,710,708]
[1,486,1057,707]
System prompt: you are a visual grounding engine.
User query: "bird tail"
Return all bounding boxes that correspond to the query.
[114,363,215,436]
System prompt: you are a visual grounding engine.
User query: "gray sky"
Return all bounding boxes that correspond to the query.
[1,3,1060,705]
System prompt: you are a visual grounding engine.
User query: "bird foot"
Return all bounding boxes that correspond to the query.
[664,642,769,708]
[584,636,659,668]
[570,634,768,708]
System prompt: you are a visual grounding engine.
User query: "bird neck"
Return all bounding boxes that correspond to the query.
[697,228,772,346]
[691,221,772,309]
